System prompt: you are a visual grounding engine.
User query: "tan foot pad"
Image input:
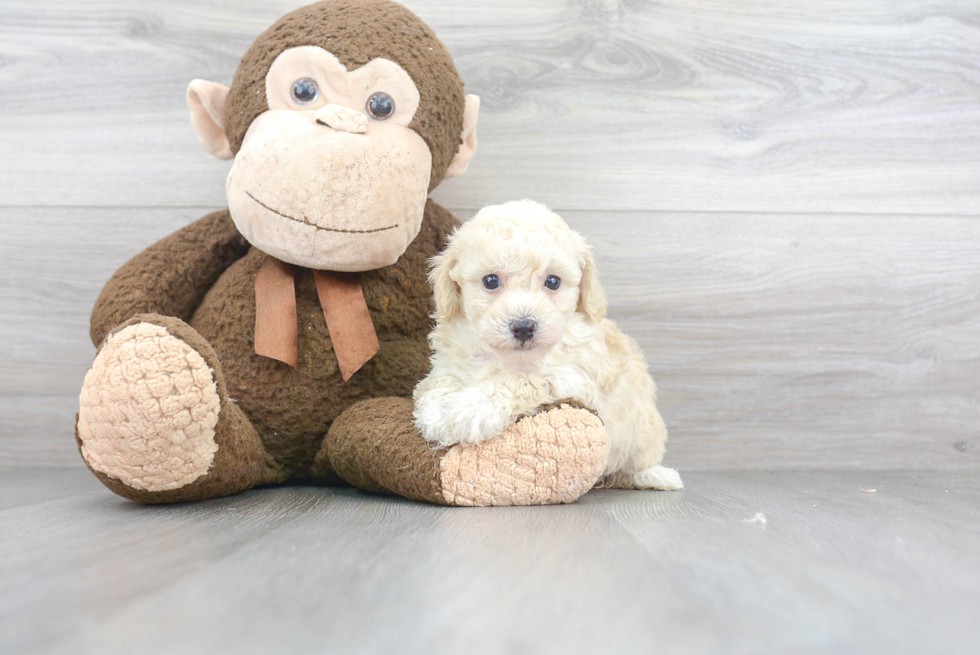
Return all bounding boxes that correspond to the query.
[438,404,608,507]
[77,323,221,492]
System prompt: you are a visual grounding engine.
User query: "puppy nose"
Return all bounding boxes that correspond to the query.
[315,104,368,134]
[511,319,536,344]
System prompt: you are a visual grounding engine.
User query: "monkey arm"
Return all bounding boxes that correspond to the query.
[90,210,249,346]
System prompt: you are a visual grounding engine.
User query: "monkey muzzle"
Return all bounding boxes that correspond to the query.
[224,109,432,272]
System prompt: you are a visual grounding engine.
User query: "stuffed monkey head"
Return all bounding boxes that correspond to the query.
[186,0,480,271]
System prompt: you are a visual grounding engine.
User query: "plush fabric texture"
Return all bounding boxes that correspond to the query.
[78,322,221,491]
[224,0,465,192]
[188,200,456,478]
[264,46,421,124]
[318,397,448,503]
[314,104,369,133]
[187,80,233,159]
[440,403,608,506]
[77,314,284,504]
[320,398,608,506]
[82,201,457,502]
[226,107,432,271]
[90,210,249,346]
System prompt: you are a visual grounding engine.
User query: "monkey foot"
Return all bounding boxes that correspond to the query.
[438,403,608,506]
[77,320,221,492]
[322,399,609,507]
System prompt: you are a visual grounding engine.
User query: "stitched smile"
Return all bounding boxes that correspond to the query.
[246,191,399,234]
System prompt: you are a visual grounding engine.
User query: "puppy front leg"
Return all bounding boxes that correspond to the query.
[414,379,519,448]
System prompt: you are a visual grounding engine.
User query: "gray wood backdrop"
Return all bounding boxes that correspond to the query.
[1,0,978,470]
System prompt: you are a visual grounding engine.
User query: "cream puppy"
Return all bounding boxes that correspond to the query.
[413,200,682,490]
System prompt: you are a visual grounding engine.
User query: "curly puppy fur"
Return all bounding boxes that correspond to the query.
[413,200,683,490]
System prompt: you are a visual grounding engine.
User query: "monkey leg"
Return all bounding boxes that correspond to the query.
[315,398,609,507]
[77,314,284,504]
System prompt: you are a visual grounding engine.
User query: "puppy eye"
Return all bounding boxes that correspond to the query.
[366,92,395,120]
[483,274,500,290]
[291,78,319,105]
[545,275,561,290]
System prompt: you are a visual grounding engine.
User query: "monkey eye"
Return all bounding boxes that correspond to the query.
[366,92,395,120]
[545,275,561,290]
[483,274,500,290]
[291,78,319,105]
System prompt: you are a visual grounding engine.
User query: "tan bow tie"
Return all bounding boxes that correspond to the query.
[253,257,380,381]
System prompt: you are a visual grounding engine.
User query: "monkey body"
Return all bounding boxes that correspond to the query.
[76,0,609,506]
[189,203,457,477]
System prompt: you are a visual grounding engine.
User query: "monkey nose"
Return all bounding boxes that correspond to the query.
[510,319,537,344]
[315,104,368,134]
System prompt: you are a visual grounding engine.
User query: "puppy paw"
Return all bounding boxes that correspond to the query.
[631,465,684,491]
[414,388,512,448]
[413,395,454,445]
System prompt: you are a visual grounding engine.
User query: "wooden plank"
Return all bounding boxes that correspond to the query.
[572,209,980,471]
[2,206,978,470]
[0,0,978,213]
[1,470,978,654]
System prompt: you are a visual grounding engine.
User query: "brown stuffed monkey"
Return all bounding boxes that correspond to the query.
[76,0,608,506]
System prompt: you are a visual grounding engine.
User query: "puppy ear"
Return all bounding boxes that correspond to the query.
[577,247,607,321]
[429,246,462,323]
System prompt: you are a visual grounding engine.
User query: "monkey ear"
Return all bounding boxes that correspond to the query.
[444,95,480,179]
[577,247,608,321]
[428,245,463,323]
[187,79,234,160]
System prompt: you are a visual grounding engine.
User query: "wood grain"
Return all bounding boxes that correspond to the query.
[573,210,980,471]
[2,206,977,470]
[0,0,978,213]
[1,469,978,654]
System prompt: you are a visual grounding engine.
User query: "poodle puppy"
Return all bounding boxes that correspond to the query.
[413,200,682,490]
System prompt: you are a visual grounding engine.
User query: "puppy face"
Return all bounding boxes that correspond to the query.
[430,200,607,356]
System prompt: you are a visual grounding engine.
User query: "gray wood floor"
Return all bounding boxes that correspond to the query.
[1,467,978,655]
